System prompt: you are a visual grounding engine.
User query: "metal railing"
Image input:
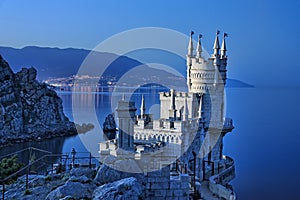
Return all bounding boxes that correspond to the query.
[0,147,99,200]
[208,156,236,200]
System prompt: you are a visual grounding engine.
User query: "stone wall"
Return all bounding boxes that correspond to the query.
[146,167,190,200]
[208,156,236,200]
[209,177,235,200]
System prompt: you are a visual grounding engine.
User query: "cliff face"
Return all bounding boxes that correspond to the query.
[0,55,76,146]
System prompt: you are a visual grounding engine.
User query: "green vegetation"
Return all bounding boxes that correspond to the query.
[0,155,24,184]
[44,175,52,181]
[24,189,32,195]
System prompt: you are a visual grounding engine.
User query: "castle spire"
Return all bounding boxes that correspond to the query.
[187,31,194,57]
[170,89,176,110]
[221,33,228,58]
[140,95,145,118]
[169,89,177,119]
[213,30,220,56]
[196,34,203,58]
[183,96,189,121]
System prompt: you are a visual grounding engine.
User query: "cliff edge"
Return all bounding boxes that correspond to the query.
[0,55,77,146]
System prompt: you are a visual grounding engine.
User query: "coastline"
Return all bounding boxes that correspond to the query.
[0,123,77,149]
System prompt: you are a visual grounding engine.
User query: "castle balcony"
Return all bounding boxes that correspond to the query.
[223,118,234,133]
[205,118,234,133]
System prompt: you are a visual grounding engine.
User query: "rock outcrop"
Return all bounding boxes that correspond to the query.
[103,113,116,140]
[92,177,144,200]
[0,55,77,146]
[46,178,97,200]
[94,164,144,185]
[3,168,97,200]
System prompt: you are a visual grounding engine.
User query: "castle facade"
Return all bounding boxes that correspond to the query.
[99,31,236,200]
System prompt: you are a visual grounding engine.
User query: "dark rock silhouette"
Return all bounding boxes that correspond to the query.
[0,55,77,146]
[103,113,116,140]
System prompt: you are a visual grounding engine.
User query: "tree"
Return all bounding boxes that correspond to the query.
[0,155,24,184]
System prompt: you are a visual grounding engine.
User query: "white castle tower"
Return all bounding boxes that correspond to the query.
[116,97,136,151]
[99,30,236,200]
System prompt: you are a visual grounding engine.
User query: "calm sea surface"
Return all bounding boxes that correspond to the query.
[224,87,300,200]
[1,87,300,199]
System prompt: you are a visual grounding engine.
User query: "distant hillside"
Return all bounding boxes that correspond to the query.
[0,46,142,82]
[0,46,89,80]
[0,46,253,88]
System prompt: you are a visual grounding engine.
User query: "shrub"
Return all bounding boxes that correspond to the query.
[44,175,52,181]
[24,189,32,195]
[0,155,24,184]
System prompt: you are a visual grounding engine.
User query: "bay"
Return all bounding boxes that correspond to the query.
[1,86,300,199]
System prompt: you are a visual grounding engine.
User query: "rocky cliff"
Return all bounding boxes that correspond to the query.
[0,55,77,146]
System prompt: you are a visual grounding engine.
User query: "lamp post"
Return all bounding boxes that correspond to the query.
[71,148,76,169]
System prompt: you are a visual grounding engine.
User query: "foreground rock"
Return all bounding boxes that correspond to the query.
[94,163,144,185]
[92,177,144,200]
[0,55,77,146]
[1,166,146,200]
[45,178,97,200]
[2,168,98,200]
[3,174,67,200]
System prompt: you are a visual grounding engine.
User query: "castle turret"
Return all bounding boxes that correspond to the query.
[213,30,220,66]
[221,33,228,58]
[140,95,145,118]
[169,89,177,119]
[196,34,203,58]
[220,33,228,84]
[116,98,137,151]
[213,30,220,56]
[187,31,194,67]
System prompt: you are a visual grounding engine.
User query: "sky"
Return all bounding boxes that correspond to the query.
[0,0,299,87]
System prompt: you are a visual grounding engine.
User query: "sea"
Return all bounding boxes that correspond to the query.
[1,86,300,200]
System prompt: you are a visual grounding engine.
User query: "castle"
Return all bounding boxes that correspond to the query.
[99,31,236,200]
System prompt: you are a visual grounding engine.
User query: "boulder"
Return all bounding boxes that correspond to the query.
[94,164,144,185]
[70,168,96,179]
[92,177,144,200]
[68,175,90,184]
[45,180,96,200]
[17,175,45,187]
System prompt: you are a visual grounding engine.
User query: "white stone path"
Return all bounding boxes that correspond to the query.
[200,181,221,200]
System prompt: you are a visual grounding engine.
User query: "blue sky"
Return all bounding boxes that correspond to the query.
[0,0,299,86]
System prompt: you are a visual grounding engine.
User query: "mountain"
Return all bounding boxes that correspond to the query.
[0,46,89,80]
[0,46,253,88]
